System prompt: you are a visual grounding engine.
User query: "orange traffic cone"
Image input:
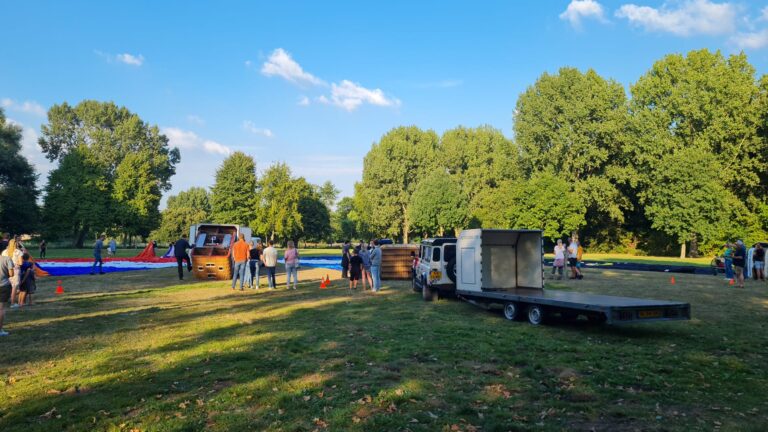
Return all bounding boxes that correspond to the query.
[325,274,330,286]
[55,280,64,295]
[670,276,676,285]
[729,278,735,286]
[319,278,327,289]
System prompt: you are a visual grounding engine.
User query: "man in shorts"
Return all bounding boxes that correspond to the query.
[0,252,15,336]
[732,240,746,289]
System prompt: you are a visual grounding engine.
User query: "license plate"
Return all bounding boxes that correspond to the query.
[638,310,663,319]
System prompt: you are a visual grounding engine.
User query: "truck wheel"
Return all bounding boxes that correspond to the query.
[527,305,545,325]
[446,258,457,284]
[422,282,437,302]
[503,302,519,321]
[412,275,419,292]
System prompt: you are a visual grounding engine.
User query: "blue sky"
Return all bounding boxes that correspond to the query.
[3,0,768,206]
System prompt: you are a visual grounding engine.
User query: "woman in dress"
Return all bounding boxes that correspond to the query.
[284,240,300,290]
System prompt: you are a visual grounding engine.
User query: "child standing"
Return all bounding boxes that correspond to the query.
[552,239,565,280]
[18,253,35,307]
[348,249,363,291]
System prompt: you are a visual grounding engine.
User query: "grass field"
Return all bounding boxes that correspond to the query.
[1,264,766,431]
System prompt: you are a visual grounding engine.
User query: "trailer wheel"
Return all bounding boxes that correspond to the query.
[422,282,437,302]
[527,305,545,325]
[503,302,519,321]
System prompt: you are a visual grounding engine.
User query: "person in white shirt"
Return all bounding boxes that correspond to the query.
[567,236,583,280]
[262,240,278,289]
[552,239,566,280]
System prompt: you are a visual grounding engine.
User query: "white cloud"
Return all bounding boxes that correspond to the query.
[244,60,253,68]
[560,0,607,28]
[731,29,768,49]
[115,53,144,66]
[261,48,325,86]
[202,140,231,156]
[187,115,205,126]
[759,6,768,21]
[616,0,737,36]
[320,80,401,112]
[298,95,310,106]
[1,98,46,117]
[242,121,274,137]
[162,127,232,155]
[6,119,55,187]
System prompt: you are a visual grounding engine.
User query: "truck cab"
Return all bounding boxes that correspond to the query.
[413,237,457,300]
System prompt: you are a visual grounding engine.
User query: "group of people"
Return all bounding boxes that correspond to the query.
[230,234,290,290]
[173,233,295,290]
[721,240,765,289]
[0,233,38,337]
[340,240,383,292]
[551,235,584,280]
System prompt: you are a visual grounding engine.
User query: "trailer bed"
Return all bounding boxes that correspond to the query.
[457,288,691,324]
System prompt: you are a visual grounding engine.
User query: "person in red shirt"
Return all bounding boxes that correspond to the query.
[231,233,250,291]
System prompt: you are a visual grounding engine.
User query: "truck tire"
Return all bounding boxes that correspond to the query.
[446,258,457,284]
[422,282,437,302]
[503,302,519,321]
[527,305,545,325]
[412,274,419,292]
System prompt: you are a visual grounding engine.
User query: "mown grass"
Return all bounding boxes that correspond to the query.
[1,266,766,431]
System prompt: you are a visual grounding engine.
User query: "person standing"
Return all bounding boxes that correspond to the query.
[369,240,382,292]
[341,240,351,279]
[231,233,250,291]
[39,239,47,259]
[348,248,363,291]
[0,251,14,336]
[284,240,300,290]
[552,239,565,280]
[263,240,278,289]
[723,243,734,281]
[754,243,765,282]
[567,236,583,280]
[108,238,117,257]
[1,239,23,307]
[174,234,194,280]
[250,240,263,289]
[732,240,746,289]
[90,235,106,275]
[17,253,35,307]
[359,243,372,290]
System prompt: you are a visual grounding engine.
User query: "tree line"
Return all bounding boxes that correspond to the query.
[351,49,768,257]
[2,49,766,256]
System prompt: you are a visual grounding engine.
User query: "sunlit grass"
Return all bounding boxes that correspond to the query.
[0,266,766,431]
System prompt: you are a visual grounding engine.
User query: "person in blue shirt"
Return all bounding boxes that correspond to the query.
[18,253,35,307]
[90,234,106,275]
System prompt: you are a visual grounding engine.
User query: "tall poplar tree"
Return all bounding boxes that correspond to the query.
[209,152,257,226]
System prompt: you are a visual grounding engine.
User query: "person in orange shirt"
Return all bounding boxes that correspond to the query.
[231,233,250,291]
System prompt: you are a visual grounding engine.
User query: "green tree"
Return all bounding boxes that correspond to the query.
[515,68,633,243]
[0,110,39,234]
[630,49,767,253]
[150,187,211,243]
[254,163,302,241]
[507,172,585,241]
[317,181,340,210]
[113,151,162,238]
[38,100,179,243]
[332,197,357,242]
[408,171,467,237]
[297,181,332,243]
[356,126,438,242]
[42,147,111,247]
[210,152,257,225]
[644,147,743,258]
[439,125,518,222]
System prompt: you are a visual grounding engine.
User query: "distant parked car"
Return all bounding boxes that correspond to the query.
[377,238,394,245]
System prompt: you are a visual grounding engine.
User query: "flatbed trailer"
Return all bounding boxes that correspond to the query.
[451,229,691,326]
